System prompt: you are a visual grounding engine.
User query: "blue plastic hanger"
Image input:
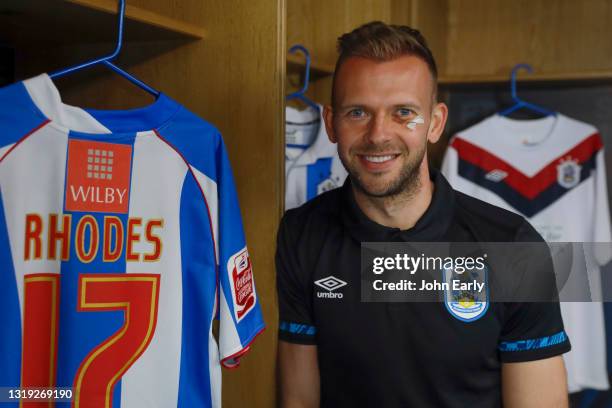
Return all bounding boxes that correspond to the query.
[286,45,320,112]
[49,0,160,97]
[499,64,554,117]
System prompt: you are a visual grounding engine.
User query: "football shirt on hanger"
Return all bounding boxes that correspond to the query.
[285,105,347,210]
[0,74,265,407]
[442,113,611,392]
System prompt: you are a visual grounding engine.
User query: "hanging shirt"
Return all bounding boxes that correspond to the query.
[442,113,612,393]
[0,73,265,407]
[285,105,347,210]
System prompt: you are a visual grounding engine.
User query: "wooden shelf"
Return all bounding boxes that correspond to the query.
[68,0,205,40]
[285,56,612,85]
[0,0,205,48]
[287,54,334,80]
[439,70,612,85]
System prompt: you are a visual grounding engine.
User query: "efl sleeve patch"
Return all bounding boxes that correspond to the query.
[227,247,256,322]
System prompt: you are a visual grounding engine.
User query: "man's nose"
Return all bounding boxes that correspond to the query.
[365,112,393,145]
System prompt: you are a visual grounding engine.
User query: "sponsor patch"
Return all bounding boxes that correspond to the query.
[227,247,256,322]
[65,140,132,213]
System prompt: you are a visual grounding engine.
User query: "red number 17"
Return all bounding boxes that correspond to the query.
[21,273,160,408]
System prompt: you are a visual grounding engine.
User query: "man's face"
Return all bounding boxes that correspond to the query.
[324,55,446,198]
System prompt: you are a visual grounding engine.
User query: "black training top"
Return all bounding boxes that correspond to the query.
[276,170,570,408]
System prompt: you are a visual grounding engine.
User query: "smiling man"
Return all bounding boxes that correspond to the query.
[276,22,570,408]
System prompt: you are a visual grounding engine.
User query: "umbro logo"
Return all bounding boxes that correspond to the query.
[485,169,508,182]
[315,276,347,299]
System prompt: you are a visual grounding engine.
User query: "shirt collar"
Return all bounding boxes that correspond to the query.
[341,169,455,242]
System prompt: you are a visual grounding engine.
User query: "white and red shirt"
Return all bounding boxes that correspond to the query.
[442,113,612,392]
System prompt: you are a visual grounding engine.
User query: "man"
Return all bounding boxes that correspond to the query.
[276,21,570,407]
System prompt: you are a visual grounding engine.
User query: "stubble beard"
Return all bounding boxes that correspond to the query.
[340,141,427,200]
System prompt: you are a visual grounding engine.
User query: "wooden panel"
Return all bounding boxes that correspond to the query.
[0,0,204,50]
[446,0,612,77]
[390,0,413,25]
[407,0,448,75]
[176,1,283,406]
[287,0,393,67]
[68,0,206,38]
[120,0,203,26]
[287,0,395,105]
[13,41,193,88]
[14,0,285,407]
[440,69,612,84]
[287,53,334,78]
[179,1,283,406]
[287,0,452,105]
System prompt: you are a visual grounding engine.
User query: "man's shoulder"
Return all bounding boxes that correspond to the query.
[279,188,345,263]
[282,187,344,231]
[452,189,543,242]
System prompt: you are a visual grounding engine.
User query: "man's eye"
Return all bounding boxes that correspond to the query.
[397,108,415,118]
[347,109,365,118]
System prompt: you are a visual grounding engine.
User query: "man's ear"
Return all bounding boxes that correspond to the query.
[427,102,448,144]
[323,105,337,144]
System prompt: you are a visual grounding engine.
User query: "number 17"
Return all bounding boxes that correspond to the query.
[21,273,160,408]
